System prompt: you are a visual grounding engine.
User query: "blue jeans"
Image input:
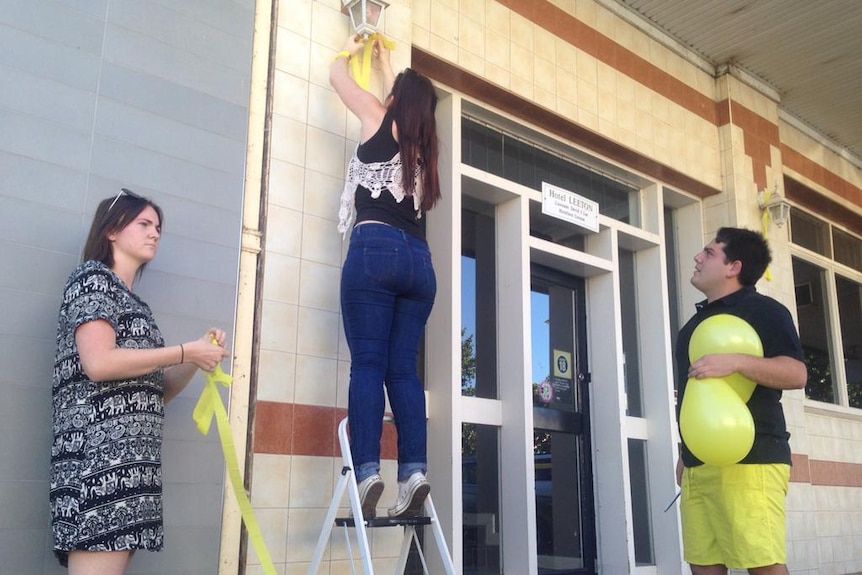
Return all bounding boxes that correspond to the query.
[341,223,436,483]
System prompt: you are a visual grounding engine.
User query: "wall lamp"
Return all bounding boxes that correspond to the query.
[342,0,389,38]
[758,188,792,228]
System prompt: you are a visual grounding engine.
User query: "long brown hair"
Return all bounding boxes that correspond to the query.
[82,189,164,273]
[389,68,441,212]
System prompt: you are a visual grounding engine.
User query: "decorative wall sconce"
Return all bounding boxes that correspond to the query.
[342,0,389,38]
[758,188,792,228]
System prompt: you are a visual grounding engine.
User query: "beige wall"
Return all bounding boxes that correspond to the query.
[243,1,862,574]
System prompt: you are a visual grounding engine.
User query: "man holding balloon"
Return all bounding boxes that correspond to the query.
[675,227,807,575]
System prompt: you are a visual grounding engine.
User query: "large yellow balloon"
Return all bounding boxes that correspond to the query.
[689,314,763,401]
[680,377,755,466]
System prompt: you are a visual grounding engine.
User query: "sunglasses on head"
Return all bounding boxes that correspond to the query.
[107,188,144,212]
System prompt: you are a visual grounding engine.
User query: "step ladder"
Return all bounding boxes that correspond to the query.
[307,417,457,575]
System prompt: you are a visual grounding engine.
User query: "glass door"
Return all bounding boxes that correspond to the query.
[531,264,596,574]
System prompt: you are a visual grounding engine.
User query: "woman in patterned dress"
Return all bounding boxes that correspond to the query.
[50,189,229,574]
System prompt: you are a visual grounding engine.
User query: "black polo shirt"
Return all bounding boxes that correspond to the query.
[676,286,805,467]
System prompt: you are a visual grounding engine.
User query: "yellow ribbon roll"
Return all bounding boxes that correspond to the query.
[349,32,396,91]
[193,356,276,575]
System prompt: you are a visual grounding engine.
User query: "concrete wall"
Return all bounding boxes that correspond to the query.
[0,1,254,573]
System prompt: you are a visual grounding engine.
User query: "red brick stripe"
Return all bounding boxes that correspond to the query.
[255,404,858,487]
[253,401,397,459]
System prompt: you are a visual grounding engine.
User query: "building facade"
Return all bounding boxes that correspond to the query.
[1,1,861,574]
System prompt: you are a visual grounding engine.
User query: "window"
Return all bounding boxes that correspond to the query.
[462,117,640,226]
[790,208,862,409]
[462,423,501,574]
[462,201,498,399]
[628,438,654,566]
[836,275,862,408]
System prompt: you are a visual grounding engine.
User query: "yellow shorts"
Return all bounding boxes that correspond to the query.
[681,463,789,569]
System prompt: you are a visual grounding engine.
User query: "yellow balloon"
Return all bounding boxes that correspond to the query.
[725,372,757,402]
[680,377,755,466]
[688,314,762,402]
[689,314,763,362]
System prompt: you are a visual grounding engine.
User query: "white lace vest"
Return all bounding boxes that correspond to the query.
[337,149,423,237]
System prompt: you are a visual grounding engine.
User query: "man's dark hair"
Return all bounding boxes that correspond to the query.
[714,227,772,286]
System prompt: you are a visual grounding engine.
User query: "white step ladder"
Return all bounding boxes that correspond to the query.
[307,417,458,575]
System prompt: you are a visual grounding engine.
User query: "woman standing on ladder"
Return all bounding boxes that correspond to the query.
[330,33,441,519]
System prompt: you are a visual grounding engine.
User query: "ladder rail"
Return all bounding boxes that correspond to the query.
[307,416,458,575]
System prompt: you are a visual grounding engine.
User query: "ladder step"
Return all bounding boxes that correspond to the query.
[334,516,433,528]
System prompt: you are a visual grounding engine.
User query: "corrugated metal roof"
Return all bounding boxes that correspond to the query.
[605,0,862,163]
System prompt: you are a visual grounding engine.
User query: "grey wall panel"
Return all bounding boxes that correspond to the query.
[0,25,102,90]
[0,156,89,211]
[0,335,55,387]
[88,137,242,209]
[0,65,97,131]
[0,0,254,573]
[0,199,81,254]
[92,99,248,172]
[0,113,92,171]
[98,63,249,137]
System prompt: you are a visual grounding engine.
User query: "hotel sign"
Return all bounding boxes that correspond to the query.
[541,182,599,233]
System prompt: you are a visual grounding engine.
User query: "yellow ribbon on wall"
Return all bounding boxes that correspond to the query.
[193,357,276,575]
[760,188,774,282]
[349,33,396,91]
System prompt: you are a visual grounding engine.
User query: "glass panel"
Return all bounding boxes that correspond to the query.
[833,228,862,273]
[619,249,644,416]
[463,423,501,575]
[836,275,862,409]
[462,205,498,399]
[462,118,503,175]
[534,431,583,573]
[790,210,831,257]
[664,207,681,404]
[531,285,578,412]
[628,439,655,566]
[529,199,587,250]
[461,118,639,226]
[793,258,837,403]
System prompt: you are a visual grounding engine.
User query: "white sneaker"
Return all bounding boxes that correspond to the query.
[357,474,384,519]
[387,472,430,518]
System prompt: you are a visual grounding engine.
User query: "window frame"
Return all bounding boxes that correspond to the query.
[789,207,862,411]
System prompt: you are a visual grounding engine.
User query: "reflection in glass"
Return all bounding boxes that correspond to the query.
[462,206,498,399]
[628,438,655,565]
[462,118,639,226]
[790,210,831,257]
[619,249,644,417]
[793,258,837,403]
[836,275,862,408]
[833,228,862,273]
[534,431,583,573]
[462,423,501,575]
[531,285,578,412]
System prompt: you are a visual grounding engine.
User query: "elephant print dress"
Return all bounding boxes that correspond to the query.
[50,260,165,565]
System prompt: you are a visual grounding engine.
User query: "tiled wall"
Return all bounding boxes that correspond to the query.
[252,1,862,574]
[251,0,418,571]
[413,0,723,191]
[0,1,254,573]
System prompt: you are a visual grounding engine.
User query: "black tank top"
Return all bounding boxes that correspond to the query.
[355,112,424,239]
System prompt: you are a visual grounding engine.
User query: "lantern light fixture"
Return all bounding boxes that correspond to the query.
[758,187,792,228]
[342,0,389,38]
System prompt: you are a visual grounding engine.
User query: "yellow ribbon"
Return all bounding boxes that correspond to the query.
[348,33,396,91]
[760,189,773,281]
[193,350,276,575]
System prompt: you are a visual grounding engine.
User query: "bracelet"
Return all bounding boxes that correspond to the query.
[334,50,351,61]
[179,344,184,364]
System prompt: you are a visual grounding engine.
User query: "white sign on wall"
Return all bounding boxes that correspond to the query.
[541,181,600,233]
